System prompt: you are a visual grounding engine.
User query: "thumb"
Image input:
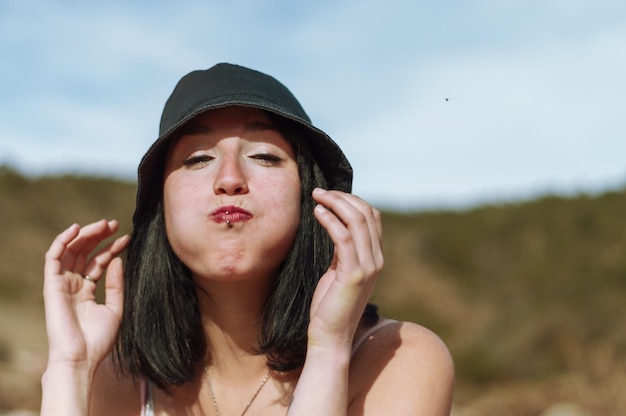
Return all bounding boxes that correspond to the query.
[104,257,124,320]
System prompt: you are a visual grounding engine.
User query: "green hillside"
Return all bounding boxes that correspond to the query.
[1,165,625,415]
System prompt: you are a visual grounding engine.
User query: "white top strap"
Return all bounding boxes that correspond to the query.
[140,319,398,414]
[351,318,397,357]
[140,378,154,416]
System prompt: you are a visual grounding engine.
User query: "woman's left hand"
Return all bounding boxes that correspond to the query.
[308,187,383,353]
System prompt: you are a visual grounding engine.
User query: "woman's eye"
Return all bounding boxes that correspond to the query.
[182,154,214,168]
[250,153,283,165]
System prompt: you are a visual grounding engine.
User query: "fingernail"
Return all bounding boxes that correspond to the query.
[115,234,131,248]
[313,187,326,195]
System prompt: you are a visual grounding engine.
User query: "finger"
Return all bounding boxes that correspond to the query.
[353,197,383,270]
[44,223,80,280]
[314,189,384,271]
[336,193,383,268]
[313,203,360,279]
[64,220,119,272]
[309,250,338,316]
[313,190,378,278]
[313,206,376,320]
[58,220,105,272]
[332,192,383,243]
[69,220,119,273]
[82,234,130,282]
[104,257,125,321]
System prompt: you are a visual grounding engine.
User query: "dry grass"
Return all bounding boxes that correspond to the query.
[1,166,625,414]
[0,301,47,411]
[453,342,626,415]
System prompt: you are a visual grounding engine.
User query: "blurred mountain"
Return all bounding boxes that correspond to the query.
[1,166,625,414]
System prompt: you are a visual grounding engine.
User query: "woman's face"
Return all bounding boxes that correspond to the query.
[163,106,301,283]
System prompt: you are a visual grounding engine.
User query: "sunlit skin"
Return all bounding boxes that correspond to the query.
[163,107,301,287]
[41,105,454,416]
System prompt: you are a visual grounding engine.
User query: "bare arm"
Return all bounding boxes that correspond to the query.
[289,189,454,415]
[41,220,128,415]
[288,188,383,415]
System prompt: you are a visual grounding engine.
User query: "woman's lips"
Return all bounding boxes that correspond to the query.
[210,206,253,224]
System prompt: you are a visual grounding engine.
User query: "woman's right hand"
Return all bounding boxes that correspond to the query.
[43,219,129,373]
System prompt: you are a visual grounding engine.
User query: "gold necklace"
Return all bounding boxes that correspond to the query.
[206,368,271,416]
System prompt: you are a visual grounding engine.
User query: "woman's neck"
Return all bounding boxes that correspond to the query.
[161,274,299,414]
[195,276,272,376]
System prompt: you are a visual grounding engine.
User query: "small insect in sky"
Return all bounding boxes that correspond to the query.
[445,97,451,102]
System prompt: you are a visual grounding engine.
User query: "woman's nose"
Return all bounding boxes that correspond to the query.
[213,154,249,195]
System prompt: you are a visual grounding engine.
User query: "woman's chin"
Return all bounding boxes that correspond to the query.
[193,264,275,284]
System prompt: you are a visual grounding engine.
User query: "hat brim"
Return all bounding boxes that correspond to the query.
[133,99,352,224]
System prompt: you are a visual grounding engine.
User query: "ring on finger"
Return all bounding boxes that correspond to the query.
[82,274,97,284]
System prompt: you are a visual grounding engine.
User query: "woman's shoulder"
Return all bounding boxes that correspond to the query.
[351,317,454,369]
[349,318,454,414]
[90,355,143,416]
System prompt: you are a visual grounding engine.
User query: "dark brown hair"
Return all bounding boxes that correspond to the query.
[114,116,376,390]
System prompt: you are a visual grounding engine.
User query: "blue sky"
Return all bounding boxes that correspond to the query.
[1,0,625,209]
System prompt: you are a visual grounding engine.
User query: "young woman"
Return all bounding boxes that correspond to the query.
[41,63,454,415]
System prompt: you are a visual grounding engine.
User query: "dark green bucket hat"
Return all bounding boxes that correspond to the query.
[133,63,353,224]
